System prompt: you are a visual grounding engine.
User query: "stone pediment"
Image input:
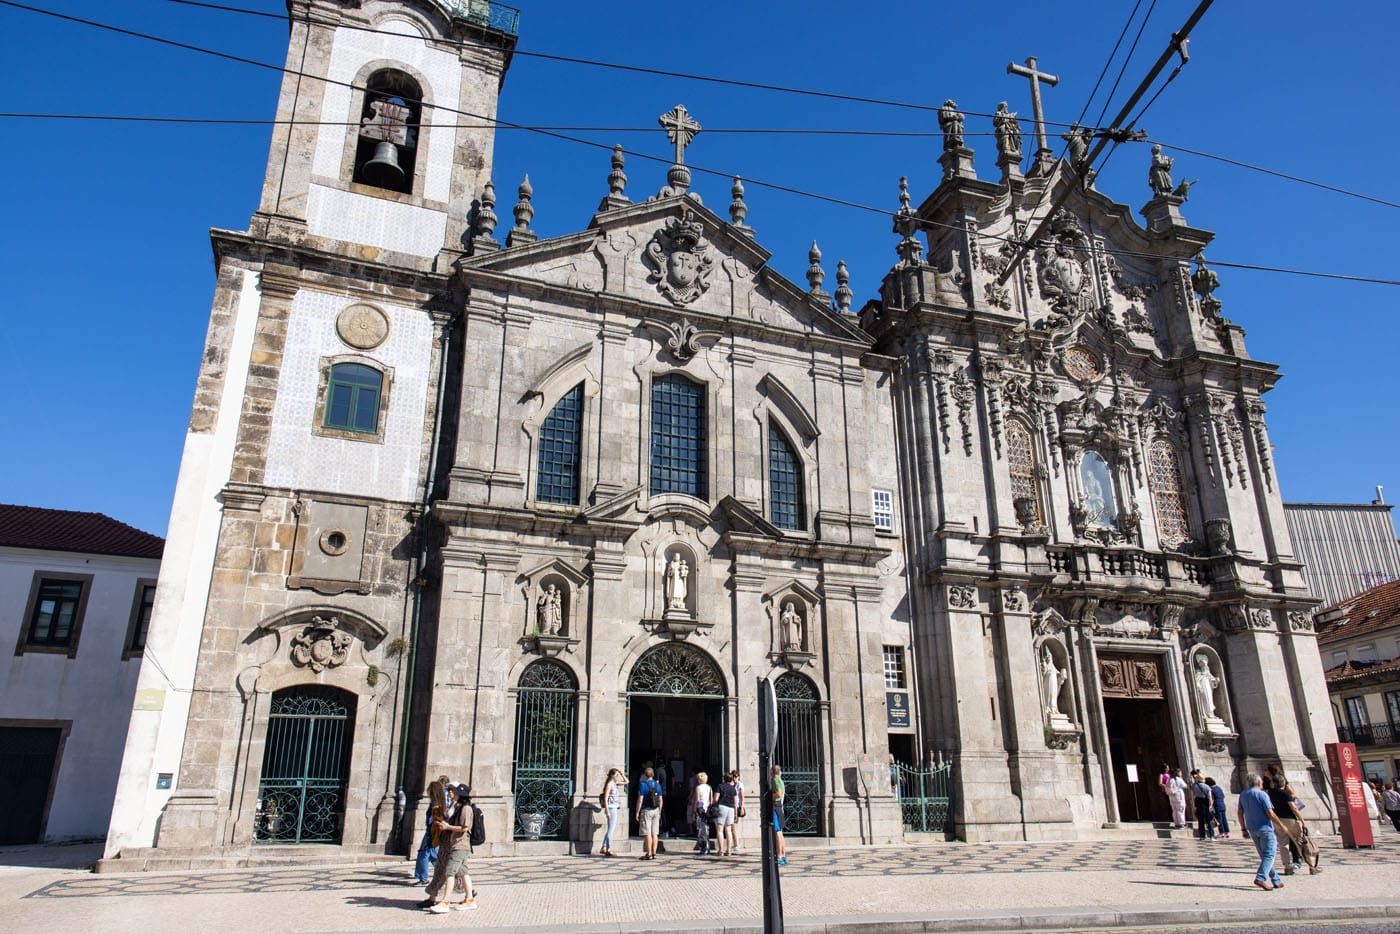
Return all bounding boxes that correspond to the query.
[460,197,869,346]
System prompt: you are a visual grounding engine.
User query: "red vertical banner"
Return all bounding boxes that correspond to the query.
[1325,742,1375,848]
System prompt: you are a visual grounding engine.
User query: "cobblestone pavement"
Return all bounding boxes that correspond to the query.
[4,835,1398,933]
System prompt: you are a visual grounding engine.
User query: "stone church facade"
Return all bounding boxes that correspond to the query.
[104,0,1334,862]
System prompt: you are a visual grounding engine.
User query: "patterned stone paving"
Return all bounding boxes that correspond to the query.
[25,836,1398,900]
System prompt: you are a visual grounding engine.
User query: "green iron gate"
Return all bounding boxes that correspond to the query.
[775,673,822,836]
[512,661,578,840]
[894,760,952,833]
[254,686,354,844]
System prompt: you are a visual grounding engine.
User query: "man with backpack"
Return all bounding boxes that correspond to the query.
[423,783,481,913]
[634,766,665,860]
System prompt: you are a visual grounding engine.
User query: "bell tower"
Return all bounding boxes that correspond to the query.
[252,0,517,265]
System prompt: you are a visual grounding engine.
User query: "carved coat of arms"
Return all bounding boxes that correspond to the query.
[290,616,352,672]
[1036,210,1095,325]
[643,210,715,306]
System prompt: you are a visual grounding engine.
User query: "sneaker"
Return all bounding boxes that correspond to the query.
[452,900,479,912]
[427,903,451,914]
[417,899,436,909]
[1253,879,1273,891]
[776,857,788,866]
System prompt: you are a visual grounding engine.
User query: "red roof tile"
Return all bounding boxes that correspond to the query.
[0,504,164,560]
[1324,657,1400,684]
[1315,577,1400,646]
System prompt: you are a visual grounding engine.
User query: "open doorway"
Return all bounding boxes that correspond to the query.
[1104,696,1176,822]
[628,695,726,836]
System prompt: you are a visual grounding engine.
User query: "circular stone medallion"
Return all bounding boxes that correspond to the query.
[336,303,390,350]
[1062,345,1102,382]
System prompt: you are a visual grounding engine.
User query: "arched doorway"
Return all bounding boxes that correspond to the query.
[775,672,823,836]
[626,642,726,837]
[254,685,355,844]
[511,660,578,840]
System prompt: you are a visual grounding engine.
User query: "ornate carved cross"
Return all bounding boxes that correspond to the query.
[1006,56,1060,157]
[659,104,701,166]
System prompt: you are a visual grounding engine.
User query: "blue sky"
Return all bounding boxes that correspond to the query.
[3,0,1397,536]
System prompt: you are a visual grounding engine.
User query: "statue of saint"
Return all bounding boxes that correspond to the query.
[1041,647,1067,717]
[537,583,563,636]
[1062,123,1092,177]
[665,553,689,610]
[1148,144,1174,196]
[1193,653,1220,720]
[937,99,965,151]
[993,102,1022,159]
[781,601,803,650]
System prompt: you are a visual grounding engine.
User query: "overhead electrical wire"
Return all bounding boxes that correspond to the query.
[2,0,1396,286]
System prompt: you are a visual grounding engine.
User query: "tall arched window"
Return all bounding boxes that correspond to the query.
[650,375,707,499]
[323,362,383,434]
[353,70,421,195]
[768,421,805,531]
[1148,438,1191,548]
[1006,419,1042,523]
[536,383,583,505]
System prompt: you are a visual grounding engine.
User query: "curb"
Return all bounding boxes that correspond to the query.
[419,900,1400,934]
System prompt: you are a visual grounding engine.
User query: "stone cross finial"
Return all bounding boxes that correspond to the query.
[472,179,499,252]
[1006,55,1059,175]
[599,143,630,211]
[834,260,853,313]
[659,104,701,165]
[507,174,536,248]
[807,241,829,299]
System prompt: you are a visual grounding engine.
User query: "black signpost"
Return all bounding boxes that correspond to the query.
[757,676,784,933]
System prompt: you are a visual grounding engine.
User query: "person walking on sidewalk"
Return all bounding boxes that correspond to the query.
[1167,768,1189,829]
[1266,776,1305,874]
[423,784,478,913]
[1206,777,1230,838]
[599,767,625,857]
[712,771,738,857]
[731,769,746,853]
[635,766,665,860]
[693,771,714,855]
[1191,773,1214,839]
[770,764,788,866]
[1383,781,1400,832]
[411,775,450,885]
[1237,772,1288,891]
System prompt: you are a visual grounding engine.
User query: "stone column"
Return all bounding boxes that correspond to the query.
[590,320,632,502]
[1223,609,1307,773]
[448,294,507,503]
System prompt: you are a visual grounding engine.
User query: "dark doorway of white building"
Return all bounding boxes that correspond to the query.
[0,725,63,844]
[625,642,728,838]
[1099,653,1176,824]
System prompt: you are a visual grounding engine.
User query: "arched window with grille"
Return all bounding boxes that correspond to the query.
[650,375,707,499]
[1006,418,1042,524]
[1148,438,1191,548]
[536,383,584,505]
[511,661,578,840]
[774,672,823,836]
[768,421,805,531]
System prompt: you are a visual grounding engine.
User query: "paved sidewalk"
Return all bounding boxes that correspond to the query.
[4,835,1399,932]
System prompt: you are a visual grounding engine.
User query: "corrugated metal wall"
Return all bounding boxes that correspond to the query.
[1284,503,1400,608]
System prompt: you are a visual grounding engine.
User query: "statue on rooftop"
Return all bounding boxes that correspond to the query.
[1148,144,1175,197]
[993,102,1022,160]
[938,99,965,151]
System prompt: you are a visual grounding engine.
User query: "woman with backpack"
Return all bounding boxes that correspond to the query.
[599,767,625,857]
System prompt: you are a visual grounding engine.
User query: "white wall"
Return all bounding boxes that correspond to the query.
[0,546,159,842]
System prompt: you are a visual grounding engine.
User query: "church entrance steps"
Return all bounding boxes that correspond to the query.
[94,844,401,874]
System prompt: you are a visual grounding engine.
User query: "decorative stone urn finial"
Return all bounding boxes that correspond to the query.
[729,176,753,235]
[834,260,853,313]
[507,174,537,247]
[807,241,828,300]
[471,179,499,253]
[599,143,630,211]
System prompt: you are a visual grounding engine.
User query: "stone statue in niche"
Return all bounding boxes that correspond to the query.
[664,553,690,612]
[1193,653,1222,722]
[536,582,563,636]
[781,601,804,651]
[1041,647,1067,718]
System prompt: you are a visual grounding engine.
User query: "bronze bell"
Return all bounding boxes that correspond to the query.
[362,140,405,188]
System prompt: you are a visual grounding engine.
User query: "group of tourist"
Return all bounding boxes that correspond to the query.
[624,762,784,862]
[410,775,479,914]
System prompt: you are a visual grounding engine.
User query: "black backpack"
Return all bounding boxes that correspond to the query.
[643,781,661,811]
[468,802,486,847]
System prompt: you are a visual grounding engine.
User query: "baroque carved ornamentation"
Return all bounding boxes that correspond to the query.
[648,316,722,363]
[1288,611,1314,633]
[1244,398,1275,491]
[290,616,353,673]
[643,210,716,305]
[1035,211,1096,331]
[947,584,978,610]
[977,355,1005,458]
[951,366,976,456]
[1002,587,1026,613]
[627,642,724,696]
[1183,393,1219,489]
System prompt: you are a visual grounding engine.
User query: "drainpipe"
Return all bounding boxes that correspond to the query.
[394,306,460,836]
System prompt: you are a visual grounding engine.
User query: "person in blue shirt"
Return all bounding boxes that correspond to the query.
[1237,772,1288,890]
[1205,777,1230,838]
[634,766,665,861]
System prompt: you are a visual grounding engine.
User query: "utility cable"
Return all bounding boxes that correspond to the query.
[1093,0,1159,132]
[3,0,1395,286]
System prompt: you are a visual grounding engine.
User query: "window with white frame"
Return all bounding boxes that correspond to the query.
[883,645,907,689]
[872,489,895,533]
